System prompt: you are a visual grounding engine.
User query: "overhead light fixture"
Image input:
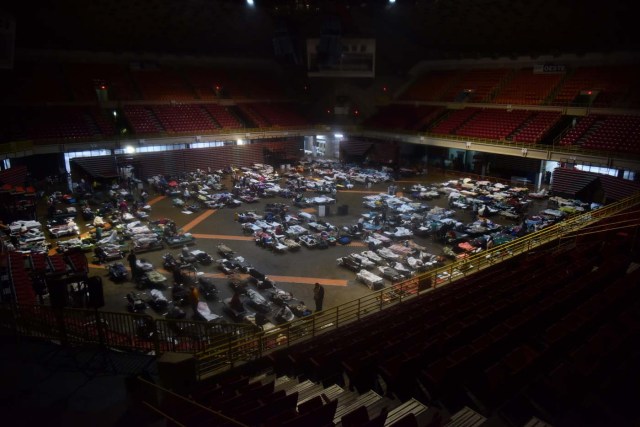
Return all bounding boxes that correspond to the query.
[246,0,254,6]
[124,145,135,154]
[389,0,396,3]
[334,133,344,138]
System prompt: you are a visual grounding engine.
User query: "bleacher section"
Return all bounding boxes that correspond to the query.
[455,109,533,140]
[550,167,599,199]
[64,62,138,101]
[551,65,640,108]
[364,105,444,131]
[552,167,640,202]
[0,62,69,103]
[237,103,271,128]
[441,68,510,103]
[218,69,287,100]
[25,107,98,141]
[122,105,165,134]
[151,104,219,133]
[432,108,548,142]
[510,111,561,143]
[6,252,36,305]
[202,104,244,129]
[578,115,640,154]
[257,232,639,426]
[71,155,119,179]
[130,67,195,101]
[401,70,460,101]
[147,369,439,427]
[492,69,562,106]
[244,103,309,127]
[400,64,640,108]
[183,66,227,100]
[558,114,640,154]
[430,109,478,135]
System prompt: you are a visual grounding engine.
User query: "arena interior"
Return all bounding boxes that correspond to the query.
[1,1,640,426]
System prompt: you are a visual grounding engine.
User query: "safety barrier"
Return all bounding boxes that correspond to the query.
[194,192,640,377]
[1,193,639,379]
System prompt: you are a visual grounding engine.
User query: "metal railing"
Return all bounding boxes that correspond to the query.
[194,192,640,377]
[2,192,639,379]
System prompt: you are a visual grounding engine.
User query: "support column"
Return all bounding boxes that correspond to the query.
[535,160,545,191]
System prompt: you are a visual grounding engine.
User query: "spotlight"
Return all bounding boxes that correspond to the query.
[246,0,254,6]
[389,0,396,3]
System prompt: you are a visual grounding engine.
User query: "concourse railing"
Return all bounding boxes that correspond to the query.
[1,193,639,379]
[194,192,640,378]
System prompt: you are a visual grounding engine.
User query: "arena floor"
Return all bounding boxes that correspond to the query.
[56,171,538,323]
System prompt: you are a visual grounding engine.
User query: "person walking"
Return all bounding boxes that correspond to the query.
[313,282,325,312]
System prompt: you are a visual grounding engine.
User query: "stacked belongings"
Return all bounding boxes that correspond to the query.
[94,232,125,262]
[246,289,271,313]
[196,301,222,322]
[164,232,195,248]
[147,289,169,313]
[198,276,218,301]
[108,262,128,282]
[137,269,167,290]
[48,218,80,238]
[57,237,95,253]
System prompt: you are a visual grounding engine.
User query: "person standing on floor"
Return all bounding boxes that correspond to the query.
[190,284,200,314]
[313,282,325,312]
[127,250,138,281]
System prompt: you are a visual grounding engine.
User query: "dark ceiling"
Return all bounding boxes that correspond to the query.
[3,0,639,69]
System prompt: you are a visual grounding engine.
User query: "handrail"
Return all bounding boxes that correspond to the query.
[193,192,640,377]
[1,193,639,379]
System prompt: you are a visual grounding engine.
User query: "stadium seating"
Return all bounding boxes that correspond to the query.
[400,70,460,101]
[151,104,219,133]
[7,252,36,305]
[492,68,562,105]
[64,62,138,101]
[551,65,640,107]
[559,114,640,154]
[0,62,69,103]
[183,66,228,100]
[510,111,562,143]
[123,105,165,134]
[455,108,533,140]
[257,232,638,424]
[430,108,479,135]
[364,105,444,131]
[236,103,271,128]
[130,67,195,101]
[441,68,510,103]
[245,103,309,127]
[202,104,244,129]
[25,107,94,141]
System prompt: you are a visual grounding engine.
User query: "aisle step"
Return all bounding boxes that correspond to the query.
[298,383,344,406]
[445,406,487,426]
[285,379,316,396]
[334,389,382,424]
[384,398,428,426]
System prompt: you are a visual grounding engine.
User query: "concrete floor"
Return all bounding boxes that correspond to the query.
[75,171,529,324]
